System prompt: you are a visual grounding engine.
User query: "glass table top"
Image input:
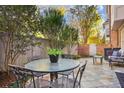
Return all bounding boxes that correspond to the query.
[25,59,80,73]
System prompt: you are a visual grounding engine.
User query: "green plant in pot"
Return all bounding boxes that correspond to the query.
[48,49,63,63]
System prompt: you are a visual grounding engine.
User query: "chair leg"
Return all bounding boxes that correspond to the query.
[32,76,36,88]
[61,75,64,87]
[79,83,81,88]
[110,62,113,69]
[93,57,95,64]
[16,80,20,88]
[66,75,69,88]
[37,77,40,88]
[72,71,75,80]
[109,60,113,69]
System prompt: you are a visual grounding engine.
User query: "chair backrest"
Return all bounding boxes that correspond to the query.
[73,61,87,88]
[8,64,33,88]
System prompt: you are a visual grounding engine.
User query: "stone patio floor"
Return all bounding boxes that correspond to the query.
[27,57,124,88]
[79,57,123,88]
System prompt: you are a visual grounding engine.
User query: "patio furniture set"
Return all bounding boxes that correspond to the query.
[93,48,124,69]
[8,56,87,88]
[7,48,124,88]
[108,49,124,69]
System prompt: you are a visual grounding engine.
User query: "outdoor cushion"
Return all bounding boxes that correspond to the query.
[112,51,118,56]
[117,51,121,57]
[110,58,123,62]
[118,49,124,57]
[121,51,124,57]
[122,54,124,57]
[109,56,124,62]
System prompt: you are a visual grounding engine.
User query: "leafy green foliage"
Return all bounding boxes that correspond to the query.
[39,8,65,49]
[48,48,63,56]
[39,8,78,51]
[87,32,106,45]
[0,5,40,71]
[59,25,78,54]
[60,25,78,44]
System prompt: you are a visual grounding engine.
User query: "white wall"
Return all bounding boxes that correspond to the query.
[113,6,124,21]
[111,6,115,27]
[89,44,96,56]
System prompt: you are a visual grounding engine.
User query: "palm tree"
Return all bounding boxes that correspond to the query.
[39,8,65,49]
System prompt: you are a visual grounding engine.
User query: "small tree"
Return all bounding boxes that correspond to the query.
[0,5,39,71]
[59,25,78,54]
[71,5,102,44]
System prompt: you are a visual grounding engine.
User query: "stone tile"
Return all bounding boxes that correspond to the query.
[79,57,122,88]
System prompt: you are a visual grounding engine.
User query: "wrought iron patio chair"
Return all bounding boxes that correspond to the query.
[58,70,75,87]
[73,61,87,88]
[52,61,87,88]
[8,64,36,88]
[58,54,75,87]
[27,56,48,87]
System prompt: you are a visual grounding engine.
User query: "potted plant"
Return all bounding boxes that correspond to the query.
[48,48,63,63]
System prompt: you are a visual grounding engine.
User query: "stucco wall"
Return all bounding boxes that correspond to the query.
[14,39,50,66]
[0,38,78,71]
[0,39,50,71]
[63,45,78,55]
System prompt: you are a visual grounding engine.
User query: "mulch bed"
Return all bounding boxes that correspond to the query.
[0,71,16,88]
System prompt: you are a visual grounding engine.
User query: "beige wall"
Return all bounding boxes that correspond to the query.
[110,5,124,49]
[114,6,124,21]
[0,39,49,71]
[111,6,115,27]
[111,5,124,28]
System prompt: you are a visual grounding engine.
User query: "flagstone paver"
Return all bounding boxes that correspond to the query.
[79,57,121,88]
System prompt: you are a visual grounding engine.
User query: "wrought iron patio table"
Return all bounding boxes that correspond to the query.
[24,58,80,87]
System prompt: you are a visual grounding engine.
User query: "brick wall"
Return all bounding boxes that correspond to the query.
[96,44,110,55]
[97,31,119,55]
[111,31,118,48]
[78,31,119,56]
[78,44,89,56]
